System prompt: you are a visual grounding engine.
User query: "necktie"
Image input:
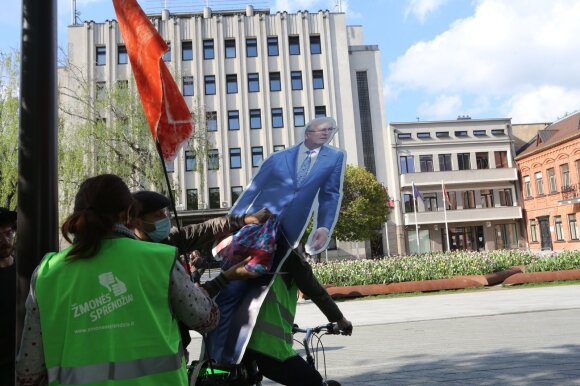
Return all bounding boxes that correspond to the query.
[297,150,314,187]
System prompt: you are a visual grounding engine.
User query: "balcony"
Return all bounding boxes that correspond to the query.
[403,206,522,226]
[559,183,580,205]
[400,168,518,187]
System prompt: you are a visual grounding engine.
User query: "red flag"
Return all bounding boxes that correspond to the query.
[113,0,193,161]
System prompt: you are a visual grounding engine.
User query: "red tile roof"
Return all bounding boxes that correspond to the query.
[516,112,580,159]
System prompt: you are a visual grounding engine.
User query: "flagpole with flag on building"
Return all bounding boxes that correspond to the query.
[412,182,424,254]
[442,181,451,252]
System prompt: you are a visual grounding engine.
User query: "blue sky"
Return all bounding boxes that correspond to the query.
[1,0,579,123]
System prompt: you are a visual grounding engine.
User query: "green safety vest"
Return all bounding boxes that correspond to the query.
[35,237,186,386]
[246,275,298,361]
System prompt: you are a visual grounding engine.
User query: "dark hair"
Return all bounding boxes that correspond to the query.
[61,174,134,260]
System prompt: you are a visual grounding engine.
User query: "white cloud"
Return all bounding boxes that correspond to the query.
[504,86,580,123]
[418,94,462,119]
[404,0,449,23]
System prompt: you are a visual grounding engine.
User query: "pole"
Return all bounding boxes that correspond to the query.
[155,140,182,232]
[442,181,451,252]
[385,221,391,257]
[412,183,420,254]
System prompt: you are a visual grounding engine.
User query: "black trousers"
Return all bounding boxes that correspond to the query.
[243,349,323,386]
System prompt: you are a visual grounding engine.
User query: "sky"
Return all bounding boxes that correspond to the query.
[1,0,579,124]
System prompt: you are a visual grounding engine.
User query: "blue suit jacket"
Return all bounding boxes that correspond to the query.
[230,143,346,247]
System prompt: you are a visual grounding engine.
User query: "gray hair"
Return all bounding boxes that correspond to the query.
[304,116,337,135]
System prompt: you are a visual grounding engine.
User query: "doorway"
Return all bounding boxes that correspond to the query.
[538,216,552,250]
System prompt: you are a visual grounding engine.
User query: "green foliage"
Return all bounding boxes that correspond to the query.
[0,51,19,208]
[525,250,580,272]
[333,165,390,242]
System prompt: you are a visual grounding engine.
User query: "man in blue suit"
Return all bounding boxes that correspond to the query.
[206,117,346,363]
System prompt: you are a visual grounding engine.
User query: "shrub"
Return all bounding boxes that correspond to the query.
[525,250,580,272]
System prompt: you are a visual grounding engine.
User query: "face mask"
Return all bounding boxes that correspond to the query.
[145,217,171,242]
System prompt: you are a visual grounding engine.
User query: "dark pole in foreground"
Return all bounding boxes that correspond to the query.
[16,0,58,342]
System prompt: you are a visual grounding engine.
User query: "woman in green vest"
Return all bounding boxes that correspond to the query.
[15,174,251,386]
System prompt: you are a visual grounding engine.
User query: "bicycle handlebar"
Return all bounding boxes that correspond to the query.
[292,323,347,336]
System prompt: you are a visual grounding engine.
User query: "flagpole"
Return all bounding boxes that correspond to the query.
[155,140,183,236]
[442,181,451,252]
[412,182,420,254]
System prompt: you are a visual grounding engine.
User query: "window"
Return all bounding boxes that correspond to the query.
[162,42,171,62]
[267,37,279,56]
[269,72,281,91]
[529,219,538,242]
[480,189,494,208]
[209,188,220,209]
[273,145,285,152]
[293,107,305,127]
[96,81,106,100]
[400,155,414,174]
[116,79,128,91]
[535,172,544,195]
[248,73,260,93]
[569,214,578,240]
[207,149,219,170]
[249,109,261,129]
[252,146,264,167]
[495,223,518,249]
[491,129,505,135]
[499,189,513,206]
[117,45,128,64]
[455,131,468,137]
[403,194,414,213]
[561,163,570,189]
[206,111,217,132]
[555,216,564,241]
[314,106,326,118]
[436,131,449,138]
[425,195,438,212]
[439,154,452,171]
[183,76,194,96]
[228,110,239,131]
[229,148,241,169]
[203,40,214,59]
[271,108,283,128]
[576,159,580,183]
[419,155,433,172]
[182,41,193,61]
[462,190,476,209]
[291,71,303,90]
[417,132,430,139]
[457,153,470,170]
[246,38,257,57]
[447,191,457,210]
[473,130,486,136]
[203,75,216,95]
[548,168,557,193]
[312,70,324,89]
[476,152,489,169]
[225,39,236,58]
[397,133,411,139]
[524,176,532,198]
[310,35,321,54]
[186,189,198,210]
[185,151,196,171]
[96,46,106,65]
[288,36,300,55]
[494,151,508,168]
[231,186,243,204]
[226,74,238,94]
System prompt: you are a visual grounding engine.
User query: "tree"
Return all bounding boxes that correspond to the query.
[0,51,19,209]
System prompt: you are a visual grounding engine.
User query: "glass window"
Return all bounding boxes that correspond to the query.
[182,41,193,61]
[252,146,264,167]
[270,72,281,91]
[183,76,194,96]
[186,189,198,210]
[185,150,196,171]
[439,154,452,171]
[291,71,303,90]
[248,73,260,93]
[231,186,243,204]
[314,106,326,118]
[425,195,438,212]
[417,132,430,139]
[407,229,430,254]
[494,151,508,168]
[203,39,214,59]
[246,38,257,57]
[499,189,513,206]
[312,70,324,89]
[206,111,217,132]
[229,148,241,169]
[228,110,239,131]
[495,223,518,249]
[480,189,494,208]
[272,108,283,128]
[455,131,468,137]
[288,36,300,55]
[250,109,261,129]
[204,75,216,95]
[293,107,305,127]
[529,219,538,242]
[576,159,580,183]
[400,155,414,174]
[225,39,236,58]
[226,74,238,94]
[436,131,449,138]
[462,190,476,209]
[524,176,532,198]
[569,214,578,240]
[397,133,412,139]
[209,187,220,209]
[555,216,564,241]
[117,45,128,64]
[310,35,321,54]
[162,42,171,62]
[561,163,570,189]
[419,155,433,172]
[535,172,544,195]
[491,129,505,135]
[267,37,279,56]
[473,130,486,136]
[447,191,457,210]
[457,153,470,170]
[403,193,414,213]
[207,149,219,170]
[547,168,557,193]
[273,145,285,152]
[96,46,106,66]
[476,152,489,169]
